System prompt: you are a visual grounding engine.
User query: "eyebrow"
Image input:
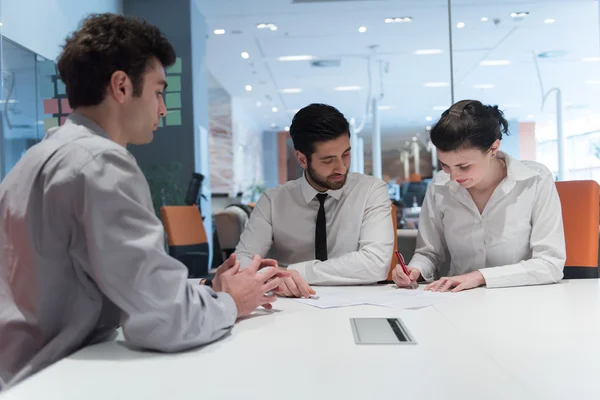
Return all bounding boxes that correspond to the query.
[319,147,352,160]
[440,161,470,167]
[159,79,168,90]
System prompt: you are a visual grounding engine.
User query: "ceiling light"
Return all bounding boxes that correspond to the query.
[527,114,535,119]
[414,49,442,55]
[350,117,356,125]
[358,26,367,33]
[585,80,600,85]
[384,17,412,23]
[544,18,556,24]
[456,22,465,29]
[426,125,432,131]
[256,101,262,107]
[423,82,449,88]
[480,59,511,66]
[511,12,530,20]
[245,85,253,92]
[241,52,250,59]
[257,23,278,31]
[334,85,362,91]
[279,88,303,94]
[582,57,600,62]
[284,126,290,132]
[481,17,488,22]
[271,123,277,128]
[278,55,314,62]
[378,105,393,111]
[474,84,495,89]
[426,116,433,122]
[272,106,279,112]
[213,29,226,35]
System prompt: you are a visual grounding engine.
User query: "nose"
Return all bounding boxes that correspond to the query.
[158,94,167,117]
[450,170,459,181]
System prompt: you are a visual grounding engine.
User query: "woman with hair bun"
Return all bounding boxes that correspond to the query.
[392,100,566,292]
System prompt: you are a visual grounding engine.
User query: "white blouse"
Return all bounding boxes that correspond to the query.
[409,152,566,288]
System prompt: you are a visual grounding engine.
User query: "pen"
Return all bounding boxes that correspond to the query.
[395,250,419,289]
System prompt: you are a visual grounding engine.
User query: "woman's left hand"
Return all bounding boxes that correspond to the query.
[425,271,486,293]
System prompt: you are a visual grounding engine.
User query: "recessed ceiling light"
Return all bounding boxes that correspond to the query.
[544,18,556,24]
[481,17,488,22]
[271,123,277,128]
[414,49,443,55]
[284,126,290,132]
[213,29,226,35]
[480,59,511,66]
[241,52,250,59]
[511,12,530,20]
[582,57,600,62]
[256,101,262,107]
[423,82,449,88]
[585,80,600,85]
[358,26,367,33]
[334,85,362,91]
[278,55,314,62]
[279,88,303,94]
[378,105,393,111]
[272,106,279,112]
[384,17,412,23]
[257,23,278,31]
[245,85,253,92]
[474,84,495,89]
[426,116,433,122]
[426,125,432,131]
[456,22,466,29]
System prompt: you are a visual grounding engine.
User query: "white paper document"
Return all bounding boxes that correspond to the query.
[294,288,455,310]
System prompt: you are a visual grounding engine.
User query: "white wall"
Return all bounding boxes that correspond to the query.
[1,0,122,60]
[231,97,264,196]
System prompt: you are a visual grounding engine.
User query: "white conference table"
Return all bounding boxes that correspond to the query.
[2,280,600,400]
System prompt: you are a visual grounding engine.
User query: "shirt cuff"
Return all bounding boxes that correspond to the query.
[216,291,239,324]
[408,260,436,282]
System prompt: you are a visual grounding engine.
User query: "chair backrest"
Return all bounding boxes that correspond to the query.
[555,180,599,279]
[213,206,249,258]
[160,205,210,278]
[387,201,399,281]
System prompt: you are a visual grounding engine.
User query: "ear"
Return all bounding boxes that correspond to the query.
[296,150,308,169]
[108,70,131,104]
[489,139,501,157]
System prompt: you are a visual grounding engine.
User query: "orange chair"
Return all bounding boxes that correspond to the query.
[386,202,400,282]
[160,205,210,278]
[555,180,599,279]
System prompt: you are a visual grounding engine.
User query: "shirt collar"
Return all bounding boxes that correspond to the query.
[300,172,344,203]
[64,112,111,140]
[433,151,541,192]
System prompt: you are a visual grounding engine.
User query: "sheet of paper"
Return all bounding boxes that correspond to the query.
[293,288,455,310]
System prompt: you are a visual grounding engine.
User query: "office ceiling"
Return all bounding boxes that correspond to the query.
[196,0,600,148]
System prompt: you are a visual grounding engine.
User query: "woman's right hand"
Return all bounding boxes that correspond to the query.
[392,265,421,288]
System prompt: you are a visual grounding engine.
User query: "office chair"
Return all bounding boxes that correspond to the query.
[555,180,599,279]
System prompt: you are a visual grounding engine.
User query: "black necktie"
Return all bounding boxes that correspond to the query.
[315,193,328,262]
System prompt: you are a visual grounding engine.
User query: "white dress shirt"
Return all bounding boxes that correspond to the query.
[409,152,566,289]
[235,173,394,285]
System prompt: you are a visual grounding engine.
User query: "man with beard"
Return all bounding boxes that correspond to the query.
[235,103,394,297]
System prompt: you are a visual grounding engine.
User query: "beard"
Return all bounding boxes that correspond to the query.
[306,162,348,191]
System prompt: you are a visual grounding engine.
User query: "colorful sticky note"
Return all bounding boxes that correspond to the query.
[165,92,181,109]
[167,57,182,74]
[43,99,59,115]
[165,110,182,126]
[43,118,59,132]
[60,98,72,113]
[166,76,181,92]
[56,79,66,95]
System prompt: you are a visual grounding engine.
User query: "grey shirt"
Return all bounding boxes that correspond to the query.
[0,113,237,389]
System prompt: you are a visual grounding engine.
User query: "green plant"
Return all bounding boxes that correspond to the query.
[243,181,266,204]
[142,162,186,216]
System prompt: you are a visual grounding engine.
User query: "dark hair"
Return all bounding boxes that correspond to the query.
[289,103,350,157]
[57,13,176,109]
[430,100,509,152]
